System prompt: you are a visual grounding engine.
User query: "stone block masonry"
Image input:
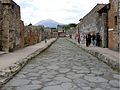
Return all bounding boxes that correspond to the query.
[108,0,119,51]
[78,0,119,51]
[24,25,44,46]
[79,4,105,34]
[0,0,58,53]
[1,0,12,4]
[0,0,23,52]
[118,0,120,50]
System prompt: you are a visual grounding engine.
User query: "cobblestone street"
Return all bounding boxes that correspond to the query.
[1,38,120,90]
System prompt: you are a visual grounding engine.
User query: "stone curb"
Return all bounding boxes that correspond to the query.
[0,38,57,88]
[0,52,6,56]
[67,38,120,72]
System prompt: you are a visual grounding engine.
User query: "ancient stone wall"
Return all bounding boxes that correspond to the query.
[78,4,105,47]
[52,32,58,38]
[0,0,54,53]
[108,0,119,51]
[44,28,53,39]
[97,4,109,48]
[57,25,66,37]
[51,28,58,38]
[118,0,120,51]
[19,20,24,48]
[79,4,105,34]
[24,26,44,46]
[0,1,3,51]
[79,2,119,51]
[0,0,23,52]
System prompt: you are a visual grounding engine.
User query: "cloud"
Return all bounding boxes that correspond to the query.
[14,0,109,24]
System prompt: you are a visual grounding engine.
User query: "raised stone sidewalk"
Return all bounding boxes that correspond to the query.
[0,52,6,55]
[0,38,57,87]
[67,38,120,72]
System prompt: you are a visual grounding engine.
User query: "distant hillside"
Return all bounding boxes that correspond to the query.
[35,19,62,28]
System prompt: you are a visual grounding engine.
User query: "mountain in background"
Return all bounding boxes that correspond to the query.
[35,19,62,28]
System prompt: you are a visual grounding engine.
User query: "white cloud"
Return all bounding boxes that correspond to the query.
[14,0,109,24]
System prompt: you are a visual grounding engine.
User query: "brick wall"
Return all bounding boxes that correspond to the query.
[108,0,119,51]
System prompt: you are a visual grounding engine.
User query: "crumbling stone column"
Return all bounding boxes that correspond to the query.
[19,20,25,48]
[1,0,12,52]
[118,0,120,50]
[101,13,108,48]
[0,0,23,52]
[0,1,3,51]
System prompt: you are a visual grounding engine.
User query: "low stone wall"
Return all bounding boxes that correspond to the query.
[0,38,57,88]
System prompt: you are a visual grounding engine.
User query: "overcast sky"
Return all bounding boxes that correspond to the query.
[14,0,109,25]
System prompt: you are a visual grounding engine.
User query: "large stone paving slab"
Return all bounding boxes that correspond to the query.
[1,38,120,90]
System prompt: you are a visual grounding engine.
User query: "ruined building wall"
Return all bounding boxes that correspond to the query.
[0,0,24,52]
[52,32,58,38]
[108,0,119,51]
[78,4,106,47]
[44,28,52,39]
[97,5,109,48]
[119,0,120,51]
[0,1,3,51]
[19,20,24,48]
[2,0,13,52]
[0,0,54,53]
[79,2,119,51]
[79,4,105,34]
[24,26,44,46]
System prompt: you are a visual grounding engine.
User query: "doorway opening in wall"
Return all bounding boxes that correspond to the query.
[118,44,120,52]
[106,27,108,48]
[115,16,117,25]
